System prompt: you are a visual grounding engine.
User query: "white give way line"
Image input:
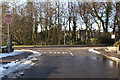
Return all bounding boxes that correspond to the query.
[68,51,73,56]
[43,51,74,56]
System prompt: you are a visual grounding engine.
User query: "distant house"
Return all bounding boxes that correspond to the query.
[76,29,97,41]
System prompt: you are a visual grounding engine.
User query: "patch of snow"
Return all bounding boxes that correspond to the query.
[88,48,101,54]
[88,48,120,62]
[0,67,6,78]
[0,46,7,48]
[105,49,111,52]
[14,49,41,55]
[1,55,34,78]
[2,60,33,78]
[109,57,119,61]
[0,52,24,58]
[0,50,42,78]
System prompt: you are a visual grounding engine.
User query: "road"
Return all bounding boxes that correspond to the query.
[15,46,119,79]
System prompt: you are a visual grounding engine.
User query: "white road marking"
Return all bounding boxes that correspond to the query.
[57,52,60,54]
[54,52,57,54]
[70,53,73,56]
[65,52,68,53]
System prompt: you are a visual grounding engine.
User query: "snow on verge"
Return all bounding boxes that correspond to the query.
[14,49,42,55]
[0,52,24,58]
[88,48,101,54]
[88,48,120,62]
[0,50,42,78]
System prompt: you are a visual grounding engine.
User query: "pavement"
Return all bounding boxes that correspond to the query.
[1,46,120,79]
[92,48,120,62]
[1,52,33,64]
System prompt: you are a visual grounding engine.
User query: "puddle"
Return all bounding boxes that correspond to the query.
[90,56,119,68]
[88,49,119,67]
[77,55,119,68]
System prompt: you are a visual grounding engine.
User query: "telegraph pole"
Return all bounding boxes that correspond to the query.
[64,28,66,45]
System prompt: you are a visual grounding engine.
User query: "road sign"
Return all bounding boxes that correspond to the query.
[117,45,120,54]
[4,14,13,53]
[4,15,13,23]
[111,34,115,39]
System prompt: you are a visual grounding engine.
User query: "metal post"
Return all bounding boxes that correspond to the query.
[8,23,10,53]
[64,30,65,45]
[0,3,2,53]
[64,26,66,45]
[63,15,66,45]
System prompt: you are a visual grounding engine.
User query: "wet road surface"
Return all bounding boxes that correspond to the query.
[19,47,119,78]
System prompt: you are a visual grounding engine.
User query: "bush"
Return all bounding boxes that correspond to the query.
[90,38,99,44]
[113,41,120,47]
[71,41,86,45]
[97,33,113,44]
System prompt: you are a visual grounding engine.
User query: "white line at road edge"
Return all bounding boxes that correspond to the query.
[70,53,73,56]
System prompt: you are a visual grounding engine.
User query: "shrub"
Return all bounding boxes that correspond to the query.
[97,33,113,45]
[72,41,86,45]
[113,41,120,47]
[90,38,99,44]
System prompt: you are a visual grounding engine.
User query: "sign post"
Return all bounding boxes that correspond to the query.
[111,34,115,39]
[111,34,116,43]
[117,40,120,54]
[4,14,13,53]
[117,45,120,54]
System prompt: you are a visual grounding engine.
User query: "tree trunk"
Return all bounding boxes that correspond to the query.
[73,17,77,42]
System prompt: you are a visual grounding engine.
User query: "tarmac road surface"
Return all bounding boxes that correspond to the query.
[16,46,119,79]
